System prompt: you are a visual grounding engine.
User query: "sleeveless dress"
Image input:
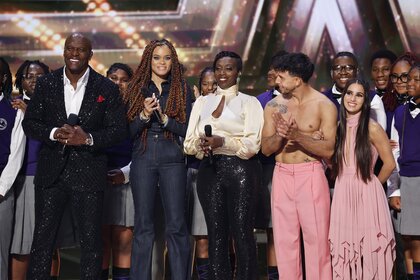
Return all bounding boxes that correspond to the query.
[328,113,395,280]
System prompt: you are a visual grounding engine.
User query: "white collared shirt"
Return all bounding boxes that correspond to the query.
[388,104,420,197]
[49,67,90,140]
[0,93,27,196]
[63,67,90,116]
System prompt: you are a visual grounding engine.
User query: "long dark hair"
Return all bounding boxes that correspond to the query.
[0,57,13,100]
[332,78,372,183]
[15,60,50,95]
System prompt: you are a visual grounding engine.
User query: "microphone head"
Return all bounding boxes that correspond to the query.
[141,87,152,98]
[67,113,79,126]
[204,124,212,137]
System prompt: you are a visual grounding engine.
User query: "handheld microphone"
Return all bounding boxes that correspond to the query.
[204,124,213,164]
[61,113,79,154]
[141,87,162,123]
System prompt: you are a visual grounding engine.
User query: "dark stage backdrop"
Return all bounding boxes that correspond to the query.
[0,0,418,94]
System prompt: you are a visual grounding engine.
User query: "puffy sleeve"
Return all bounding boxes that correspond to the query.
[222,97,264,159]
[183,96,205,159]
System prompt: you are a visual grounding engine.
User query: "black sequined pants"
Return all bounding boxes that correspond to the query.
[197,155,261,280]
[27,180,103,280]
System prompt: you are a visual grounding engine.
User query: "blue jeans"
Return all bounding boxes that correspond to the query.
[130,134,191,280]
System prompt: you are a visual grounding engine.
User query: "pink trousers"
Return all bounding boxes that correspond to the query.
[272,161,332,280]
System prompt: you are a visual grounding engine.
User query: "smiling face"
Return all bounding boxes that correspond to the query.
[108,69,130,91]
[407,67,420,99]
[214,57,239,89]
[151,45,172,81]
[267,68,277,89]
[200,71,217,96]
[274,70,300,95]
[391,60,411,95]
[63,34,92,78]
[22,64,46,96]
[332,56,357,91]
[343,83,366,115]
[371,58,392,90]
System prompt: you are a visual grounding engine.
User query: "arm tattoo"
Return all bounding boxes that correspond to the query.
[278,104,288,114]
[267,100,288,114]
[267,100,278,107]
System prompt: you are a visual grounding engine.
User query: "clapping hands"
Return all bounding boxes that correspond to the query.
[272,112,299,140]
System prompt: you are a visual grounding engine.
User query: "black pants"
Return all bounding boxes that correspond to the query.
[28,180,103,280]
[197,155,261,280]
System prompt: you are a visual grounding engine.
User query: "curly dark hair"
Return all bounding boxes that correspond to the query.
[273,52,314,83]
[123,39,188,151]
[269,50,288,70]
[106,62,133,78]
[15,60,50,95]
[0,57,13,100]
[332,78,372,183]
[382,52,418,112]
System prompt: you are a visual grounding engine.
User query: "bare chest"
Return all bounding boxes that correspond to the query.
[288,104,321,133]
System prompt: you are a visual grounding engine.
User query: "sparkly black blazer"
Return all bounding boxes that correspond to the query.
[22,67,127,191]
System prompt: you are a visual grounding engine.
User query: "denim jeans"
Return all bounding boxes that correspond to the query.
[130,133,191,280]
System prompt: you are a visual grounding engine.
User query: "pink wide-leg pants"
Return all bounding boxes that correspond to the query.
[271,161,332,280]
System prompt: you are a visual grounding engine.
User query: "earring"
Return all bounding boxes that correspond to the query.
[237,72,242,84]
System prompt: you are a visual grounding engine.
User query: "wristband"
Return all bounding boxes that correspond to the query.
[140,110,151,122]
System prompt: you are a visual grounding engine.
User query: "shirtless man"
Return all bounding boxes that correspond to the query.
[262,53,337,280]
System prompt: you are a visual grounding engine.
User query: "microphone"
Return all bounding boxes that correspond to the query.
[204,125,213,164]
[61,113,79,154]
[141,87,162,123]
[67,113,79,126]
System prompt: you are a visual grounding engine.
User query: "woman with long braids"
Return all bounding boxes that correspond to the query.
[184,51,263,279]
[9,60,54,280]
[123,39,192,280]
[328,79,396,279]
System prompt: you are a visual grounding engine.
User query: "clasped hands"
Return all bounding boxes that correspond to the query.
[273,112,326,141]
[54,124,89,146]
[142,93,167,124]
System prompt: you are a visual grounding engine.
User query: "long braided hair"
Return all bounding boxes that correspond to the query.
[123,39,187,151]
[382,52,418,112]
[15,60,50,95]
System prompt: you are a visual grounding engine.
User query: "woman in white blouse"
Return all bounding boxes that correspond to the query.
[184,51,264,279]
